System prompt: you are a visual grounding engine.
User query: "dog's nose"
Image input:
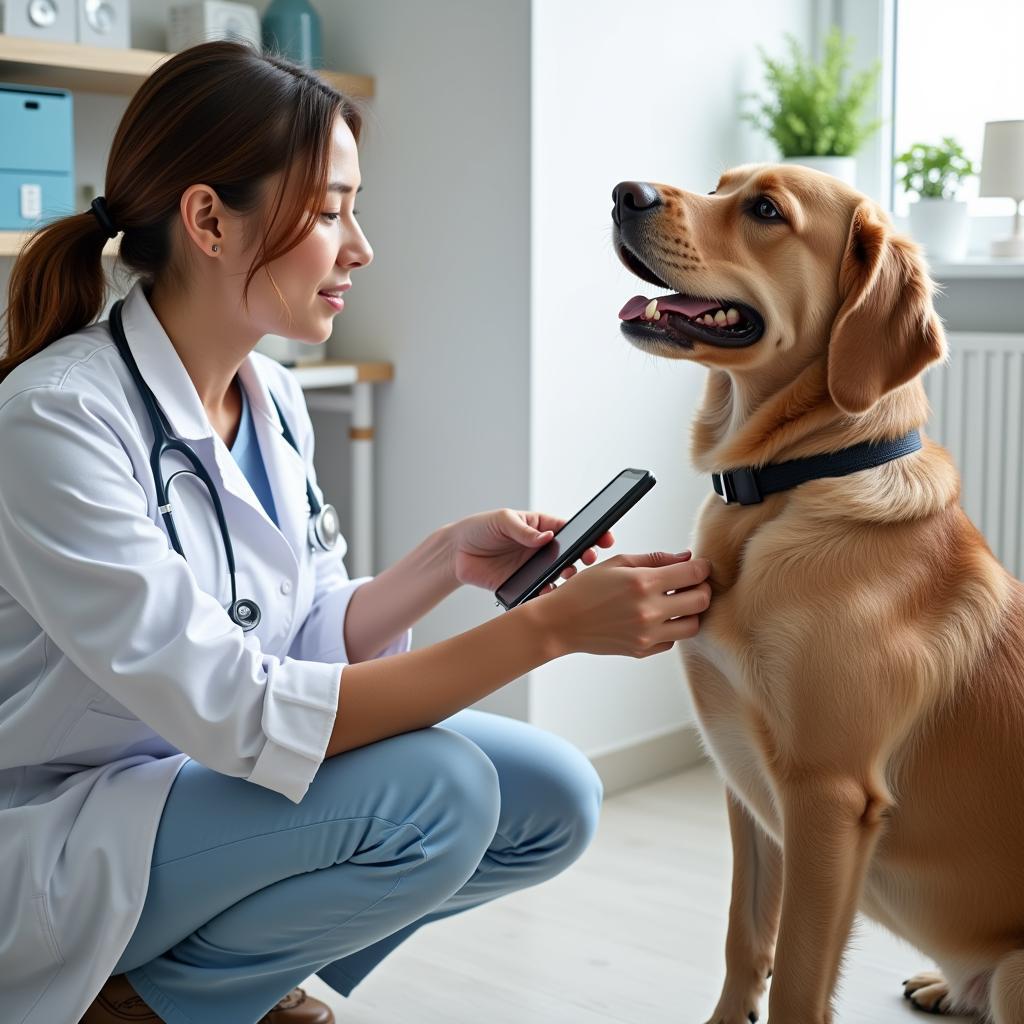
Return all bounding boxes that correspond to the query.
[612,181,661,227]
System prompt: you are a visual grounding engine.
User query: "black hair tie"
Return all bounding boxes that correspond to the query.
[89,196,118,239]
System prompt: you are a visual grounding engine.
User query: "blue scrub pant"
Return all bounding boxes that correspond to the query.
[110,708,604,1024]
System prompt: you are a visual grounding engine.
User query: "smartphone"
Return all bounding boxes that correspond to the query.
[494,468,656,610]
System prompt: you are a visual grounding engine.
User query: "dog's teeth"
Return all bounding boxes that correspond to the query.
[644,299,658,320]
[702,314,715,325]
[653,311,661,320]
[714,310,727,325]
[727,308,740,325]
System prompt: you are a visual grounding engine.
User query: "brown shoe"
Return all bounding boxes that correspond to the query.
[80,974,334,1024]
[258,986,335,1023]
[79,974,160,1021]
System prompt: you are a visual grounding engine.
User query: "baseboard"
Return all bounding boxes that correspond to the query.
[587,722,708,797]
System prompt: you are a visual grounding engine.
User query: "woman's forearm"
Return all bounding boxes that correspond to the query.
[326,596,563,756]
[342,523,460,663]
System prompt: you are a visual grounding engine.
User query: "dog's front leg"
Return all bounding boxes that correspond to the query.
[704,788,782,1024]
[767,774,888,1024]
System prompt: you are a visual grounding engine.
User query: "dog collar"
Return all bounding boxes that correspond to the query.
[711,429,923,505]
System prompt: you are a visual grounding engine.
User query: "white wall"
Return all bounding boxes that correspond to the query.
[528,0,814,752]
[317,0,534,720]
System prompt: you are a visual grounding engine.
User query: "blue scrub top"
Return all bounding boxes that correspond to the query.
[229,377,280,529]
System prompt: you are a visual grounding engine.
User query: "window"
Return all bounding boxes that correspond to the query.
[892,0,1024,219]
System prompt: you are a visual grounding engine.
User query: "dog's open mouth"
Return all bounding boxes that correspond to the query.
[619,292,764,349]
[616,245,764,349]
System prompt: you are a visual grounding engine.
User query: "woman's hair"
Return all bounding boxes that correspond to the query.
[0,39,364,383]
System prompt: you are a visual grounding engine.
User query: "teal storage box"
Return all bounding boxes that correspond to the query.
[0,83,75,230]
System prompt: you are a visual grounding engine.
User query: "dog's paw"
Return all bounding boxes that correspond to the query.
[903,969,956,1014]
[702,962,774,1023]
[703,984,768,1023]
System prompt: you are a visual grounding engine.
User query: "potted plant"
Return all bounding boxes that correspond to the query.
[742,27,882,186]
[895,137,977,261]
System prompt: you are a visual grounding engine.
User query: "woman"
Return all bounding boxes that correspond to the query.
[0,41,712,1024]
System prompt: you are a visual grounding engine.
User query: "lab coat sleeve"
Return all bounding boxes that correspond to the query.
[278,368,413,665]
[286,549,413,664]
[0,385,342,805]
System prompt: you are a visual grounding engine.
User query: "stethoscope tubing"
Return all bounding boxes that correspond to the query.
[107,298,338,630]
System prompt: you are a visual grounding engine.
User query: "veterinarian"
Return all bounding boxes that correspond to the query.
[0,41,712,1024]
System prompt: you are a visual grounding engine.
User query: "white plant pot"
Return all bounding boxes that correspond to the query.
[781,155,857,187]
[907,198,969,262]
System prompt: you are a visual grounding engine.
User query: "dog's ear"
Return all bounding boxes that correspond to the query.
[826,199,947,415]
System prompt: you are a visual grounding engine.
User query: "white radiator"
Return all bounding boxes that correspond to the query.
[922,332,1024,579]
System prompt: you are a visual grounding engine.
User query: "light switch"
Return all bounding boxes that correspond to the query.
[20,183,42,220]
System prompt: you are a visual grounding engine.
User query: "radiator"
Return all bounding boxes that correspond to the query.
[922,332,1024,579]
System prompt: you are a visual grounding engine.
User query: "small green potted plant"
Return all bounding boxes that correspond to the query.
[894,137,977,261]
[742,27,882,186]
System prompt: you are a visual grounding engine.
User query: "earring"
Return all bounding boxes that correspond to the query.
[212,244,220,252]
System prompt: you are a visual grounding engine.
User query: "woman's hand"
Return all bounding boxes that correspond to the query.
[532,550,711,659]
[448,508,614,592]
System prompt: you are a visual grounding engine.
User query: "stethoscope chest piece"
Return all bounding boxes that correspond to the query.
[230,598,262,631]
[309,502,341,552]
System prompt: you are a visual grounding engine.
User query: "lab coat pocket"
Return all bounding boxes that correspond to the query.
[51,701,155,767]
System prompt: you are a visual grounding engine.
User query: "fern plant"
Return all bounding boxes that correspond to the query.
[742,27,882,157]
[894,138,977,200]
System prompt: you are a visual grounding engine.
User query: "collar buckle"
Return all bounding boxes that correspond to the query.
[711,466,762,505]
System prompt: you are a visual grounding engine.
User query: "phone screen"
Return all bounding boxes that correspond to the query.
[495,469,652,608]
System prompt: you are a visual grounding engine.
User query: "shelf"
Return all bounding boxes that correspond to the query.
[290,359,393,388]
[0,229,117,257]
[0,33,374,97]
[928,258,1024,279]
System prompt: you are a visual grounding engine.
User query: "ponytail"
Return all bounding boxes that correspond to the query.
[1,207,115,382]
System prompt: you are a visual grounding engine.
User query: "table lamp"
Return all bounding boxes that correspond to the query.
[979,120,1024,258]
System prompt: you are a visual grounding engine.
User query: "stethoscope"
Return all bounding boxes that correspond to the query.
[108,298,341,631]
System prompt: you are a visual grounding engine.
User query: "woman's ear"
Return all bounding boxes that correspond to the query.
[827,198,947,415]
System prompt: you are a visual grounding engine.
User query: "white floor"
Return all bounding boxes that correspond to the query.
[300,761,972,1023]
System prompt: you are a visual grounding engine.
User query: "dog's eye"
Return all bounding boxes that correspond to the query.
[750,196,783,221]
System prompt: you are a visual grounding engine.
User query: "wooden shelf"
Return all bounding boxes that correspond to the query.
[0,32,374,97]
[291,359,393,388]
[0,229,117,257]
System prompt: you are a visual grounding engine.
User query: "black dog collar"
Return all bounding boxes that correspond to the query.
[711,429,923,505]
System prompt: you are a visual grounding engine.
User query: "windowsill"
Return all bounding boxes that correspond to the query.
[927,258,1024,279]
[890,214,1023,279]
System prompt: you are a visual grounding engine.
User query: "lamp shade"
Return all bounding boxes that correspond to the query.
[979,120,1024,198]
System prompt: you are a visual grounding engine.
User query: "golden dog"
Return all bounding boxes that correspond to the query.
[612,164,1024,1024]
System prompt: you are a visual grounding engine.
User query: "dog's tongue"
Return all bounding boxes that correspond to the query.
[618,293,722,321]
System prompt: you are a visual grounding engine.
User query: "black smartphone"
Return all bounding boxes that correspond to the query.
[494,468,657,610]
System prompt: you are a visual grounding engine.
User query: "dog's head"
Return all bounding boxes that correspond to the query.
[612,163,946,417]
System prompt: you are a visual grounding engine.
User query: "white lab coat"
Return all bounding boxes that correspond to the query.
[0,278,411,1023]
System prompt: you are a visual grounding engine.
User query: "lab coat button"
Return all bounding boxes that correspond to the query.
[280,579,292,595]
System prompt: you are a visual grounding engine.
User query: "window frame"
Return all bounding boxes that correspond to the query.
[819,0,897,210]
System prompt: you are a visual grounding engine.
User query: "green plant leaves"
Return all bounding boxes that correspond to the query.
[893,137,977,199]
[742,27,882,158]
